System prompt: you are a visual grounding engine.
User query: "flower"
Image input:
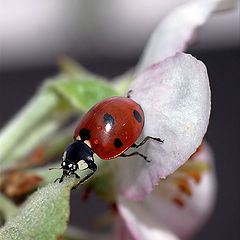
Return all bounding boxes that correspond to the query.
[115,52,211,200]
[108,0,221,239]
[115,141,216,239]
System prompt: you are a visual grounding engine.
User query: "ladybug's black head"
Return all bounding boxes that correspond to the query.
[59,141,96,184]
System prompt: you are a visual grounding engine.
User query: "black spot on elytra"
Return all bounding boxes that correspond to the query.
[114,138,123,148]
[133,110,142,123]
[80,128,91,141]
[103,113,115,125]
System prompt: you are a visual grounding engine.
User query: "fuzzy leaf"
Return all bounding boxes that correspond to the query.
[0,178,77,240]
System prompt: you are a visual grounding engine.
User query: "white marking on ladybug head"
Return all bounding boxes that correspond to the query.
[84,140,92,148]
[76,135,81,140]
[77,160,88,171]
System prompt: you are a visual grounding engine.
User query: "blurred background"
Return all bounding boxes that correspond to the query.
[0,0,239,239]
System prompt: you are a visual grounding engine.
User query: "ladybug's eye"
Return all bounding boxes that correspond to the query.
[72,164,77,170]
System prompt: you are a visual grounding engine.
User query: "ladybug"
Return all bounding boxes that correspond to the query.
[58,91,163,189]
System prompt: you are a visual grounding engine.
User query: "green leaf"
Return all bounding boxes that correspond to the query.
[58,57,90,77]
[0,178,77,240]
[0,74,118,169]
[48,77,119,112]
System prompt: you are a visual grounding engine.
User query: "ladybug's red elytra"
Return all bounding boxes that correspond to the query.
[57,91,163,189]
[74,96,145,159]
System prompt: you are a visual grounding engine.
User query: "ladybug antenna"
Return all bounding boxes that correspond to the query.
[49,167,62,171]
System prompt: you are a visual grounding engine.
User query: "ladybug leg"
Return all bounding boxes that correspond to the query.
[74,173,80,179]
[126,89,133,98]
[59,169,70,183]
[120,152,150,163]
[59,171,67,183]
[131,136,164,149]
[57,171,79,186]
[54,177,61,183]
[71,162,97,190]
[71,171,95,190]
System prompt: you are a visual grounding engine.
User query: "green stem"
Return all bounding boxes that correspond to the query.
[42,125,73,161]
[1,119,61,170]
[0,194,18,222]
[0,91,58,162]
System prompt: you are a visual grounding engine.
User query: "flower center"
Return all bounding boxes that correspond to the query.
[155,155,210,208]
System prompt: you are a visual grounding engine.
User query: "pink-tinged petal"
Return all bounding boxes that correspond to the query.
[116,53,210,199]
[112,216,135,240]
[117,142,216,239]
[117,198,179,240]
[136,0,221,74]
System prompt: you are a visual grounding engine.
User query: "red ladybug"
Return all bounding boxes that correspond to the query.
[58,91,163,189]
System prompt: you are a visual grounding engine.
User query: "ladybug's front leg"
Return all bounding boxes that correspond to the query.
[59,170,68,183]
[71,161,97,190]
[74,173,80,179]
[71,171,95,190]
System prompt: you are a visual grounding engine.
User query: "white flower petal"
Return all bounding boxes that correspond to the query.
[136,0,221,75]
[117,52,210,199]
[117,197,179,240]
[118,142,216,239]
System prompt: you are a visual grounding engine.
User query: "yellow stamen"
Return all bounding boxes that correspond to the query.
[172,197,184,207]
[187,170,201,183]
[175,178,192,196]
